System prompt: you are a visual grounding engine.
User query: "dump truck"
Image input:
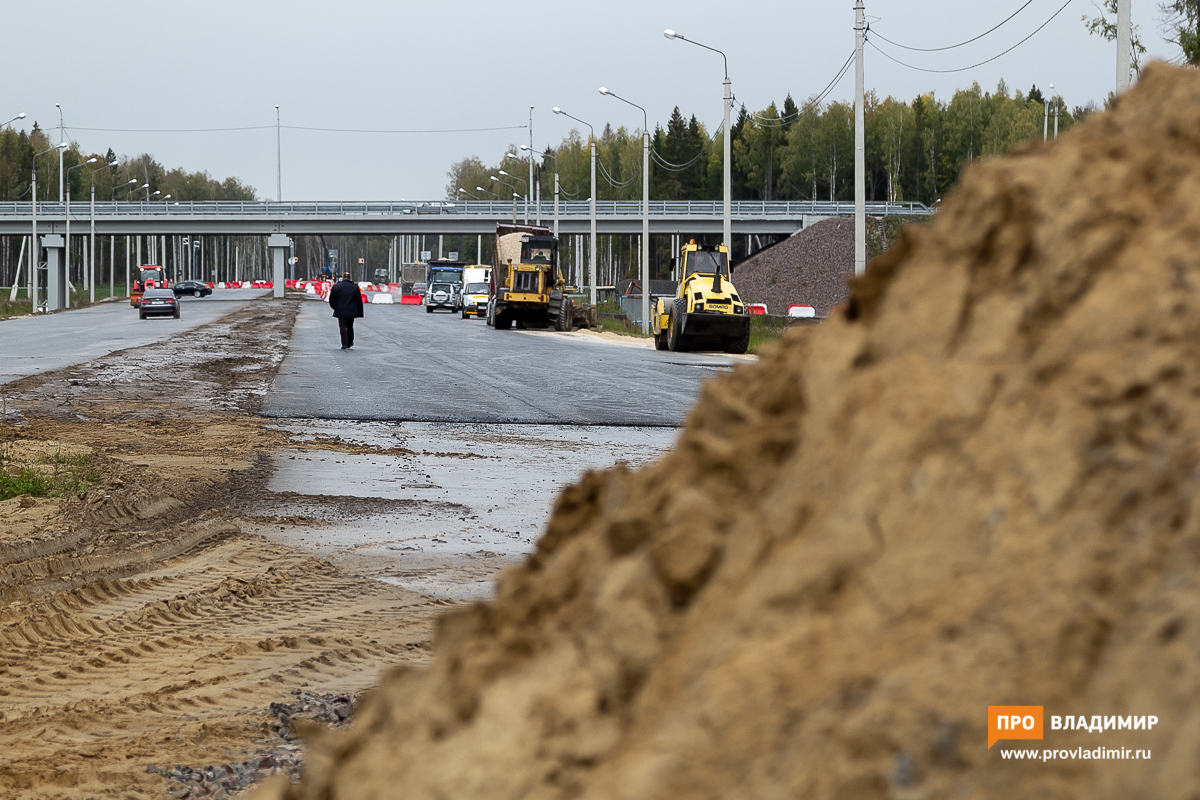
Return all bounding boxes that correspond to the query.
[487,224,576,331]
[652,240,750,353]
[130,265,169,307]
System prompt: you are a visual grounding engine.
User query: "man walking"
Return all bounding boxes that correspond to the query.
[328,272,364,350]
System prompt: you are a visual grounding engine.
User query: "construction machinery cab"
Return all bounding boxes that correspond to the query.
[131,266,168,307]
[652,240,750,354]
[522,236,557,267]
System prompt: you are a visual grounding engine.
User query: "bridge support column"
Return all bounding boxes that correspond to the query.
[268,234,290,298]
[42,234,66,311]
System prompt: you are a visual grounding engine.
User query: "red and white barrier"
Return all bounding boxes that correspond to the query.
[787,304,815,318]
[748,303,768,316]
[400,294,422,305]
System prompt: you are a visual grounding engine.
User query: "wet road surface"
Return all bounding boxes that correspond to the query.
[0,288,270,385]
[262,299,743,427]
[250,420,676,599]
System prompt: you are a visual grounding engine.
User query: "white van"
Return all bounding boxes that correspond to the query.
[460,266,491,319]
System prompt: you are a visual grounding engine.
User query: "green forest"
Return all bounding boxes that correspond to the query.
[0,123,256,203]
[448,81,1090,208]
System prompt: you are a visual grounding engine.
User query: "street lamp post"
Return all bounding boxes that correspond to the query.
[490,176,522,223]
[65,157,99,304]
[2,112,26,128]
[665,29,731,253]
[111,177,137,201]
[553,107,597,306]
[56,103,65,203]
[89,160,118,304]
[31,142,69,313]
[522,145,559,240]
[458,187,480,200]
[111,178,136,298]
[476,186,498,198]
[498,170,527,222]
[276,104,282,201]
[600,86,651,334]
[528,105,535,224]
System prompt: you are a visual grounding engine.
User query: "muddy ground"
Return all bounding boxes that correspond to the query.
[0,300,465,799]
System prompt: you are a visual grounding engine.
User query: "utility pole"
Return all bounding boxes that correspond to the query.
[528,105,534,224]
[641,128,650,333]
[56,104,64,203]
[854,0,866,276]
[590,139,597,305]
[1117,0,1131,94]
[276,105,282,201]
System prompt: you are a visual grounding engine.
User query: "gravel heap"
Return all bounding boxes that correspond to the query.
[156,691,357,799]
[731,217,855,315]
[251,64,1200,800]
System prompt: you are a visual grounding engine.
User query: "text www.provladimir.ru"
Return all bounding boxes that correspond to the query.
[1000,748,1152,761]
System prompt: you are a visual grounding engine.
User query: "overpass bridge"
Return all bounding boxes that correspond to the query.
[0,199,934,237]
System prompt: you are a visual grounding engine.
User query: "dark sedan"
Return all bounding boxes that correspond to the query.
[139,288,180,319]
[172,280,212,298]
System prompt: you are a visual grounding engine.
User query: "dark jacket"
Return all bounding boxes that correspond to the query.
[328,279,364,318]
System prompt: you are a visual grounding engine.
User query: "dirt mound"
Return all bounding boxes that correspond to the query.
[732,217,854,315]
[258,64,1200,799]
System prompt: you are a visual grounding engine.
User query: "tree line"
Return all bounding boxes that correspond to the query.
[0,123,257,204]
[447,80,1095,209]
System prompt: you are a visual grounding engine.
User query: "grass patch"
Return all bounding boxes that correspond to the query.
[0,446,101,501]
[0,284,130,320]
[867,215,933,261]
[594,297,653,338]
[748,315,789,354]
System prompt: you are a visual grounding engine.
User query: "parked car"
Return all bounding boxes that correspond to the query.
[172,280,212,298]
[411,282,428,297]
[139,288,180,319]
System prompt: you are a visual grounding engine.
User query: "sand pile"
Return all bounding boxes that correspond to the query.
[733,217,854,315]
[255,64,1200,799]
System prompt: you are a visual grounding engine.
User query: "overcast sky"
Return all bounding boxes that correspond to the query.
[2,0,1179,200]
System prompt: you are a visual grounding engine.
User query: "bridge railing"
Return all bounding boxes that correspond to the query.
[0,199,934,218]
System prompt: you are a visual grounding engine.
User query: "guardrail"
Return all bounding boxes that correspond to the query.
[0,199,934,218]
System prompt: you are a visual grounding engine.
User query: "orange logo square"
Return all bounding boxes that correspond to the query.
[989,706,1044,749]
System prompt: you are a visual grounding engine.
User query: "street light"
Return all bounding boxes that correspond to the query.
[665,28,732,254]
[65,157,99,305]
[523,145,560,239]
[111,177,137,201]
[148,189,160,200]
[600,86,651,333]
[553,106,597,305]
[458,187,480,200]
[475,185,497,197]
[30,142,69,313]
[497,169,528,223]
[491,175,522,223]
[2,112,25,128]
[88,159,118,304]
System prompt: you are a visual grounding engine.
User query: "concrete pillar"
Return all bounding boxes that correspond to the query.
[42,234,66,311]
[267,233,290,298]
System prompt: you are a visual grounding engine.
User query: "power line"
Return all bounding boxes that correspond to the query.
[69,125,274,133]
[740,50,855,128]
[284,124,528,134]
[65,124,528,135]
[866,0,1075,74]
[870,0,1037,52]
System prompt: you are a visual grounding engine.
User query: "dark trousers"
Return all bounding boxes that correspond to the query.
[338,317,355,348]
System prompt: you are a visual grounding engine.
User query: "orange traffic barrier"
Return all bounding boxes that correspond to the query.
[400,294,423,305]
